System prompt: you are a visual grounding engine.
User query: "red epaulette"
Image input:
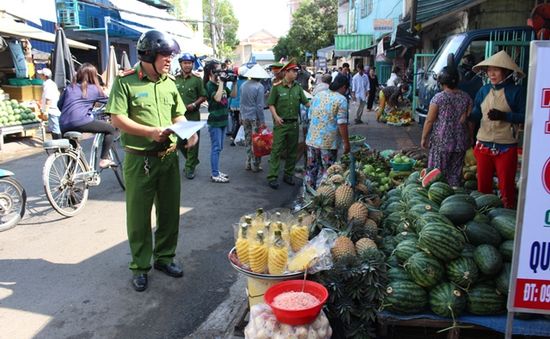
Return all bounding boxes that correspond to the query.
[121,69,136,77]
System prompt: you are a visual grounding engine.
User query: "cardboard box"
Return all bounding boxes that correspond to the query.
[1,85,34,102]
[32,85,43,101]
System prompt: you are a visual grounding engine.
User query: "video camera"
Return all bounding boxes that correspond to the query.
[214,69,237,82]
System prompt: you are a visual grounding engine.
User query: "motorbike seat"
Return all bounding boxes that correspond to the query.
[43,139,71,150]
[63,131,83,140]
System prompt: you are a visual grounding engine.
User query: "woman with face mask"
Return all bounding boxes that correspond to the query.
[469,50,526,208]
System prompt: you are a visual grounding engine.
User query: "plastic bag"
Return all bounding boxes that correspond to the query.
[245,303,332,339]
[252,127,273,157]
[234,125,245,145]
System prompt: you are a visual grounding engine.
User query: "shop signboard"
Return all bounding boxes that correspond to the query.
[373,19,393,31]
[506,40,550,338]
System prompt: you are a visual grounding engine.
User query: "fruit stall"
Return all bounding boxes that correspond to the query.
[0,91,45,150]
[229,141,550,338]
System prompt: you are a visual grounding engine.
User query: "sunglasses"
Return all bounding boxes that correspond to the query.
[158,51,176,58]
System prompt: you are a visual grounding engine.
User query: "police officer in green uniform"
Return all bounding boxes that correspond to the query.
[175,53,206,179]
[107,30,198,292]
[267,59,310,189]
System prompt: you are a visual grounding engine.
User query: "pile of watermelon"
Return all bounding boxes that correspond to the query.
[0,99,40,127]
[380,168,517,318]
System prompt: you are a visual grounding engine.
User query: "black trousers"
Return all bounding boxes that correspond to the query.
[71,120,117,159]
[367,90,377,110]
[230,110,241,139]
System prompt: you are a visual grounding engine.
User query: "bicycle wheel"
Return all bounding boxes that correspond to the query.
[0,177,26,232]
[43,152,89,217]
[109,145,125,190]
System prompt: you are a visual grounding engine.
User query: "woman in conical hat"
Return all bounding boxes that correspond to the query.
[470,50,526,208]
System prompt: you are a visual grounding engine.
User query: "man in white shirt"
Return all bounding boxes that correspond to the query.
[351,63,370,124]
[37,68,62,139]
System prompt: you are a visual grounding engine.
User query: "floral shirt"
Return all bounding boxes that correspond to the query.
[429,90,472,152]
[306,90,348,150]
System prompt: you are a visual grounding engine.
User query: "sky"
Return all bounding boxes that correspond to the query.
[229,0,291,39]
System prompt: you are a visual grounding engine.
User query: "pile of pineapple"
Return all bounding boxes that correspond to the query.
[234,209,312,275]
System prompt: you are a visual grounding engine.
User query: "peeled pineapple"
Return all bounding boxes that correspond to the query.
[268,230,288,275]
[249,230,268,273]
[274,221,289,244]
[235,223,250,265]
[290,216,309,252]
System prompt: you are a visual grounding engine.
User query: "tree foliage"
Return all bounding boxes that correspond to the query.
[273,0,337,62]
[202,0,239,58]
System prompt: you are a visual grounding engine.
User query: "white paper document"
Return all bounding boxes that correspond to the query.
[167,120,205,140]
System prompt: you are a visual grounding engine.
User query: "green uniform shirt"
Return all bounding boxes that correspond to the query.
[267,80,308,119]
[106,64,185,151]
[175,73,206,114]
[206,81,230,128]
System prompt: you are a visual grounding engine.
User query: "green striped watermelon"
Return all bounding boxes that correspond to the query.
[441,193,477,207]
[429,282,467,318]
[499,240,514,261]
[385,280,428,314]
[461,243,476,258]
[405,251,445,288]
[439,200,476,225]
[394,231,418,244]
[496,263,511,295]
[418,222,465,262]
[414,212,453,233]
[428,182,455,205]
[394,239,419,263]
[462,221,502,247]
[474,244,503,276]
[467,284,506,315]
[388,266,412,281]
[490,214,516,240]
[446,256,479,289]
[487,208,517,220]
[475,194,503,211]
[473,213,490,224]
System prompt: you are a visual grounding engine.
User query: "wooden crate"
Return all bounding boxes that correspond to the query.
[1,85,34,102]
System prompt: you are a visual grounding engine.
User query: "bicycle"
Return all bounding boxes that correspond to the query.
[0,168,26,231]
[42,107,124,217]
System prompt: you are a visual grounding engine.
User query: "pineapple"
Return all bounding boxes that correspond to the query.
[268,230,288,275]
[347,201,369,227]
[355,237,377,255]
[364,218,378,236]
[331,236,356,261]
[249,231,268,273]
[328,174,345,186]
[274,221,290,244]
[250,209,264,235]
[326,163,344,176]
[335,184,354,212]
[316,184,336,206]
[290,216,309,252]
[235,223,250,265]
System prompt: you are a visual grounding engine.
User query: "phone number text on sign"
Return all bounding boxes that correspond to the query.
[515,279,550,309]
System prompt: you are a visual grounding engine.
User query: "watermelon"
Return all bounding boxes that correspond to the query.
[394,239,419,263]
[384,201,407,215]
[467,284,506,315]
[487,208,517,220]
[414,212,453,233]
[463,180,478,190]
[428,182,455,205]
[447,256,479,289]
[388,266,412,281]
[405,171,421,185]
[475,194,503,211]
[462,221,502,247]
[407,203,437,221]
[396,220,415,234]
[418,222,465,262]
[385,280,428,314]
[394,231,417,244]
[421,168,444,188]
[420,168,429,179]
[386,255,400,267]
[473,213,490,224]
[402,185,429,200]
[383,212,403,232]
[474,244,503,276]
[491,214,516,240]
[439,200,476,225]
[461,243,476,258]
[429,282,467,318]
[499,240,514,261]
[441,194,476,207]
[405,251,445,288]
[381,236,397,257]
[469,190,483,199]
[496,263,511,295]
[386,188,403,199]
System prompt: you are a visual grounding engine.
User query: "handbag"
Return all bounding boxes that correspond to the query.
[252,127,273,157]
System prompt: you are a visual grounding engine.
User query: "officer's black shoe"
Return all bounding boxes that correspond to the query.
[132,273,148,292]
[154,262,184,278]
[283,175,295,186]
[268,180,279,189]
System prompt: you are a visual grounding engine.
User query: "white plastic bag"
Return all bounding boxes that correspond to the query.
[235,125,245,145]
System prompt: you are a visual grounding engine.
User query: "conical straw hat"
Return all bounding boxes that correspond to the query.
[472,50,525,78]
[244,64,270,79]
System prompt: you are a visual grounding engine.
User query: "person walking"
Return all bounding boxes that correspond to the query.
[239,64,270,172]
[366,66,379,111]
[305,74,351,189]
[266,59,310,189]
[469,50,526,208]
[421,66,472,187]
[351,63,370,124]
[229,68,246,146]
[58,63,115,169]
[106,30,198,292]
[312,73,332,96]
[204,60,238,183]
[175,53,206,179]
[37,68,62,139]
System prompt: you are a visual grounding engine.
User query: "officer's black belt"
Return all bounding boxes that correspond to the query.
[124,144,177,158]
[282,119,298,123]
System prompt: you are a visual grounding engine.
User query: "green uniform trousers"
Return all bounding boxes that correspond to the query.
[178,110,201,172]
[124,151,181,274]
[267,121,299,181]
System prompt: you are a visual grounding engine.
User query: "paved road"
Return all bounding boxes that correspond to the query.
[0,111,300,339]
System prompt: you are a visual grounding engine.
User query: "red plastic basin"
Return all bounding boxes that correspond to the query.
[264,279,328,325]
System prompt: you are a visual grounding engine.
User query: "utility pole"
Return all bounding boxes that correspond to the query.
[209,0,218,57]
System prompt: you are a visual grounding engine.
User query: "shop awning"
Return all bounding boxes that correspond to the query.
[0,17,96,50]
[317,45,334,59]
[415,0,487,29]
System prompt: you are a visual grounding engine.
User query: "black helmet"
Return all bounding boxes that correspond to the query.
[437,67,459,88]
[178,52,195,63]
[137,30,180,63]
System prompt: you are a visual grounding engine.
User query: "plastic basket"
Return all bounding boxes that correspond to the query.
[389,159,415,171]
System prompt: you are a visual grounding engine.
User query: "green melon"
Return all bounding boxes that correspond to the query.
[487,208,517,220]
[418,222,465,262]
[439,200,476,225]
[475,194,503,212]
[385,280,428,314]
[441,193,477,207]
[474,244,503,276]
[499,240,514,261]
[388,266,412,281]
[467,284,506,315]
[405,251,445,288]
[462,221,502,247]
[414,212,453,233]
[394,231,418,244]
[429,282,467,318]
[447,256,479,289]
[491,214,516,240]
[496,263,511,295]
[461,243,476,258]
[405,171,421,185]
[394,239,419,263]
[428,182,455,205]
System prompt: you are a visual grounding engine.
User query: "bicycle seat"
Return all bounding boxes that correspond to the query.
[63,131,83,140]
[43,139,71,150]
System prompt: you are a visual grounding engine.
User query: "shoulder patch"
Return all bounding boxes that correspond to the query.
[120,69,136,77]
[272,80,282,87]
[167,74,175,81]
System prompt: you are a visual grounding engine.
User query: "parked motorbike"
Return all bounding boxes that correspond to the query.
[0,169,26,231]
